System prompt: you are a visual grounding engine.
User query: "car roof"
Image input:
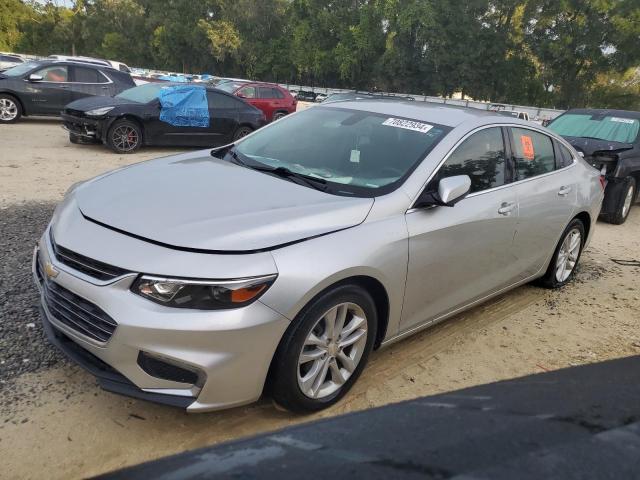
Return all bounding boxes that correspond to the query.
[323,99,508,127]
[564,108,640,119]
[24,58,119,71]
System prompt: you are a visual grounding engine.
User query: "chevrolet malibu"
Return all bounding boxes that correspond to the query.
[34,101,604,412]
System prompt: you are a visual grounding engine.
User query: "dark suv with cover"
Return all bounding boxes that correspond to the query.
[0,59,135,123]
[548,108,640,224]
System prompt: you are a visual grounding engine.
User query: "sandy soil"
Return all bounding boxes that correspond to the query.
[1,116,639,479]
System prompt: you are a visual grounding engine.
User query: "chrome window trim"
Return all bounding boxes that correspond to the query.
[408,123,577,210]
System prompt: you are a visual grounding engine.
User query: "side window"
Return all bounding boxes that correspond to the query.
[272,88,285,99]
[258,87,273,99]
[72,67,107,83]
[207,92,239,109]
[511,128,555,180]
[237,86,256,99]
[36,66,68,82]
[433,127,506,193]
[557,142,575,168]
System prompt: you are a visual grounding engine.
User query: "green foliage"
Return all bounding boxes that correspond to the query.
[1,0,639,109]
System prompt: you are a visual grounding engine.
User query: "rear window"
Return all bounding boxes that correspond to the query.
[548,113,640,144]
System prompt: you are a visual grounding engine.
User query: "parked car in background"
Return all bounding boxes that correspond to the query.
[0,53,24,71]
[295,90,317,102]
[0,59,135,123]
[48,55,132,73]
[217,81,297,122]
[61,83,266,153]
[323,91,416,104]
[36,101,602,413]
[315,92,328,102]
[548,108,640,224]
[497,110,531,122]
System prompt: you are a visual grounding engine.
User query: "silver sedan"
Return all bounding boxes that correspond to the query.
[34,100,604,412]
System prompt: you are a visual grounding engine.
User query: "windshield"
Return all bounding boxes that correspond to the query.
[1,61,39,77]
[115,83,172,103]
[233,107,450,197]
[548,113,640,144]
[217,81,245,93]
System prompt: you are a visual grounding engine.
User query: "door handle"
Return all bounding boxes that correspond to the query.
[558,186,572,196]
[498,202,516,215]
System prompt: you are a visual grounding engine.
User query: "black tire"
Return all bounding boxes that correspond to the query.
[609,177,636,225]
[0,94,22,123]
[107,119,142,154]
[270,284,377,413]
[537,218,586,289]
[272,111,287,121]
[69,133,82,144]
[233,125,253,141]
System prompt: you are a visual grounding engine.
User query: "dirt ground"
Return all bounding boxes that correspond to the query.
[1,116,639,479]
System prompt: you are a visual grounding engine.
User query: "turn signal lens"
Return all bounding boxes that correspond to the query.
[132,275,277,310]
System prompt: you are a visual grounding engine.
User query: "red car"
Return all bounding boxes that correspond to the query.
[217,81,297,122]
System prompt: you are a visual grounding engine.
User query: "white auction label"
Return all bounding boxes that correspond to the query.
[610,117,635,124]
[382,118,434,133]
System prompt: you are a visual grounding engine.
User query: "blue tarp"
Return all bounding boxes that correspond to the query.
[158,85,209,128]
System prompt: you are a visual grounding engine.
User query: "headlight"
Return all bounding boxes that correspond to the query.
[131,274,277,310]
[85,106,114,116]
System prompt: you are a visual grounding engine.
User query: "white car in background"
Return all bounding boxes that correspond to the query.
[0,53,24,71]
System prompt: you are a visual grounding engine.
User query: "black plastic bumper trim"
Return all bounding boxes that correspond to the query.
[39,306,195,409]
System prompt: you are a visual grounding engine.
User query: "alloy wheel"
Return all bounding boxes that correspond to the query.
[622,184,634,219]
[0,98,18,121]
[555,228,581,283]
[297,302,368,399]
[112,125,139,152]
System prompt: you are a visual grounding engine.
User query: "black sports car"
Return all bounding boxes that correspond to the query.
[0,59,135,123]
[548,108,640,224]
[61,83,267,154]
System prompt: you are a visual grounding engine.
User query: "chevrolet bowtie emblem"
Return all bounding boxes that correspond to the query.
[44,262,59,279]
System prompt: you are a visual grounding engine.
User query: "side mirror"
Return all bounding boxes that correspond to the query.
[28,74,43,82]
[415,175,472,208]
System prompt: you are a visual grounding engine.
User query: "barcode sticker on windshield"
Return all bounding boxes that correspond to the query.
[610,117,635,124]
[382,118,433,133]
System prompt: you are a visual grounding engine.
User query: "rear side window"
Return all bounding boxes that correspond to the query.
[72,67,107,83]
[511,128,555,180]
[434,127,506,193]
[207,92,239,109]
[258,87,273,99]
[556,142,575,168]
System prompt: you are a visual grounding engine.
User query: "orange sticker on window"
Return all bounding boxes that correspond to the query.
[520,135,535,160]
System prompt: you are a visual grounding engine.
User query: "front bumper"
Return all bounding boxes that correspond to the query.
[33,229,290,412]
[61,112,106,141]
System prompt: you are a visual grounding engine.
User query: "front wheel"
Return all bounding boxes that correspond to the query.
[537,218,585,289]
[0,94,22,123]
[270,284,377,412]
[610,177,636,225]
[107,119,142,154]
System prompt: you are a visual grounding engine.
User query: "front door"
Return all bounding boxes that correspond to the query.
[401,127,520,332]
[23,65,71,115]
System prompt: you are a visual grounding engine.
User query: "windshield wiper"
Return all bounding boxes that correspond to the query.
[220,147,327,192]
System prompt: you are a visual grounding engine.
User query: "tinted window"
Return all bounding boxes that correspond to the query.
[234,108,450,197]
[36,65,68,82]
[511,128,555,180]
[73,66,106,83]
[557,143,575,168]
[257,87,273,99]
[238,86,256,98]
[272,88,285,99]
[433,127,506,193]
[0,55,22,62]
[207,92,239,109]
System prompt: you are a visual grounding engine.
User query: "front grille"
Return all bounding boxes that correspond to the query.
[42,277,117,343]
[50,230,131,281]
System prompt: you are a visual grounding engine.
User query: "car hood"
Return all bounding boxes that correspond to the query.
[65,95,138,112]
[563,136,634,157]
[75,151,374,252]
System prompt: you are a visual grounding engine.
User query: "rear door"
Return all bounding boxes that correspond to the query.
[257,86,281,121]
[508,127,577,279]
[68,65,114,102]
[401,126,520,332]
[23,65,71,114]
[206,91,240,145]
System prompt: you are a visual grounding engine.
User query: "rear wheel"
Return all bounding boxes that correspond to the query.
[610,177,636,225]
[270,284,377,412]
[233,126,253,141]
[272,111,287,121]
[0,94,21,123]
[107,119,142,154]
[537,218,585,289]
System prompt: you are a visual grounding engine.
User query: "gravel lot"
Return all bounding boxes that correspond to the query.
[1,115,639,479]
